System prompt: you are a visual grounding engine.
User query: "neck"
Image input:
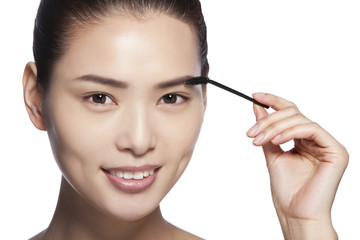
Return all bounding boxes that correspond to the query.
[42,177,172,240]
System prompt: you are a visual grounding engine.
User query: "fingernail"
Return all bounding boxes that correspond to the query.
[247,124,259,137]
[253,133,265,144]
[253,92,266,97]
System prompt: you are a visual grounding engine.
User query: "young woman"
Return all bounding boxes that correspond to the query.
[22,0,348,239]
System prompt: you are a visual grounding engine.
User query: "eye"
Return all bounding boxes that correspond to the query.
[85,93,115,105]
[159,93,188,105]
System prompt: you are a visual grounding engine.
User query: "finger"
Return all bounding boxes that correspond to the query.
[252,104,283,162]
[247,105,303,138]
[271,122,337,149]
[253,92,298,111]
[271,122,348,165]
[252,114,311,146]
[262,142,284,166]
[253,101,268,121]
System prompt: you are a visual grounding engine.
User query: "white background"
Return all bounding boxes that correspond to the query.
[1,0,359,239]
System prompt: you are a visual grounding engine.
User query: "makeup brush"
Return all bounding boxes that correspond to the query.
[184,76,269,109]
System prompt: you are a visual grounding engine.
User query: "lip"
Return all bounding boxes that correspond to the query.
[102,165,160,193]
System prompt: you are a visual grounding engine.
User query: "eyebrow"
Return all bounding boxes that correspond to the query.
[156,75,194,89]
[74,74,128,88]
[74,74,194,89]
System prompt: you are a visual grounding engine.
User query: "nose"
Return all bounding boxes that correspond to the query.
[115,105,156,157]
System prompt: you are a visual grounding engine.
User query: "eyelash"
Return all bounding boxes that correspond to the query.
[84,92,115,106]
[159,93,189,105]
[83,92,189,107]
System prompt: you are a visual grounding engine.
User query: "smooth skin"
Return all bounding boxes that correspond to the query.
[24,14,205,240]
[22,11,348,240]
[247,93,348,239]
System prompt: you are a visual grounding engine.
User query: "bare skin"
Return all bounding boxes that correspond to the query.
[30,179,202,240]
[23,10,348,240]
[247,93,349,239]
[24,14,205,240]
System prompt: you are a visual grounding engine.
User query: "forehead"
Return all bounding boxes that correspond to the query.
[52,14,201,84]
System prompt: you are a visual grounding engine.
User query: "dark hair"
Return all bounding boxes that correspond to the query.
[33,0,209,93]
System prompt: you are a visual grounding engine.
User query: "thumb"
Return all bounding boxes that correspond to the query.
[253,104,283,165]
[253,102,267,121]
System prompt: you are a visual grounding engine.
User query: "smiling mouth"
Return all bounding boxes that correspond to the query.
[108,169,155,180]
[102,167,160,193]
[101,167,159,180]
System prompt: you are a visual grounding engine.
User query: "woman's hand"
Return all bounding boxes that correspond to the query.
[247,93,349,240]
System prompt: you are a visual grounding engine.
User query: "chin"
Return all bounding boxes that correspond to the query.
[98,198,161,222]
[78,183,164,222]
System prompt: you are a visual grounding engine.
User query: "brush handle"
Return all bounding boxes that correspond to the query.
[185,77,269,109]
[208,80,269,109]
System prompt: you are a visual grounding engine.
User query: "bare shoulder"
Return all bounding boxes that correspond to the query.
[169,224,203,240]
[29,229,46,240]
[28,225,203,240]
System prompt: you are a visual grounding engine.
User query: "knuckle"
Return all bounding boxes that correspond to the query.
[286,100,297,109]
[294,112,311,123]
[263,122,280,136]
[339,145,350,165]
[287,104,299,113]
[264,124,276,133]
[256,117,269,128]
[308,121,320,129]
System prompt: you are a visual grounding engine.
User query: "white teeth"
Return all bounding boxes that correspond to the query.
[116,171,124,178]
[109,169,156,180]
[123,172,134,179]
[133,172,144,180]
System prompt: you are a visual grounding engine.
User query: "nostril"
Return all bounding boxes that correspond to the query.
[114,111,156,156]
[115,145,155,158]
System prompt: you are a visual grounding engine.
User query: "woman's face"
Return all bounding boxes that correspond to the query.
[44,14,205,221]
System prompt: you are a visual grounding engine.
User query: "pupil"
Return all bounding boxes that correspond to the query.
[164,94,177,104]
[93,94,106,104]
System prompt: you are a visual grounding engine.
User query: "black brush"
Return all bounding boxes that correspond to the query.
[184,77,269,109]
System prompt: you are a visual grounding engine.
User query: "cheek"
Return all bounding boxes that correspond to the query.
[157,101,205,172]
[45,97,113,180]
[46,88,204,183]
